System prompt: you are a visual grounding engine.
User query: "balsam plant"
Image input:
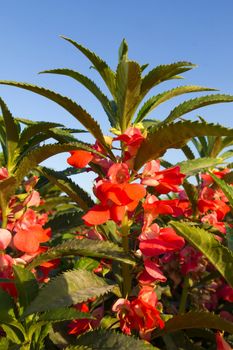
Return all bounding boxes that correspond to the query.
[0,37,233,349]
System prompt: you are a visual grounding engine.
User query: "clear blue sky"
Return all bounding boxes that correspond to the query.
[0,1,233,190]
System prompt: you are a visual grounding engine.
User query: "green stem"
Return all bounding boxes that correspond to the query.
[178,275,190,314]
[121,216,131,297]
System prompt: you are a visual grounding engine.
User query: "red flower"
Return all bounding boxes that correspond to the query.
[67,150,94,168]
[139,225,185,257]
[83,163,146,225]
[112,287,164,339]
[216,332,233,350]
[13,224,51,254]
[141,160,185,194]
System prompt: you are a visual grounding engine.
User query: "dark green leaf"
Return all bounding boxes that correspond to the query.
[0,81,111,154]
[141,61,195,98]
[170,221,233,287]
[134,121,233,170]
[61,36,116,98]
[41,68,116,127]
[0,288,15,323]
[77,329,156,349]
[23,269,118,316]
[0,97,19,171]
[178,157,225,176]
[116,60,141,131]
[13,265,39,310]
[163,94,233,124]
[38,166,94,211]
[135,85,216,123]
[45,209,83,234]
[27,238,135,269]
[153,312,233,337]
[38,307,92,322]
[15,142,100,184]
[19,121,62,147]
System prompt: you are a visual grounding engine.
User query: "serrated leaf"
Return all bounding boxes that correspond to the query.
[13,265,38,310]
[41,68,116,127]
[0,81,111,154]
[38,166,94,211]
[135,85,216,123]
[210,172,233,208]
[177,157,225,176]
[0,97,19,171]
[116,60,141,130]
[75,257,99,272]
[181,144,195,160]
[65,346,91,350]
[170,221,233,287]
[134,121,233,170]
[163,94,233,124]
[38,307,92,322]
[153,312,233,337]
[45,209,83,234]
[76,329,156,349]
[27,238,135,269]
[19,121,62,147]
[141,61,195,98]
[23,269,117,316]
[14,142,100,184]
[61,36,116,98]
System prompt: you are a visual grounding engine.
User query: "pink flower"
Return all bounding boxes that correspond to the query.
[0,167,9,180]
[0,229,12,250]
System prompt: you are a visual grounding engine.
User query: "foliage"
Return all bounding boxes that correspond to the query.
[0,37,233,349]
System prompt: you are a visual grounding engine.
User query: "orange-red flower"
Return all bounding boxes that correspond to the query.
[67,150,94,168]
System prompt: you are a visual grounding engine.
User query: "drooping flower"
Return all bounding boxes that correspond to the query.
[141,160,185,194]
[112,286,164,339]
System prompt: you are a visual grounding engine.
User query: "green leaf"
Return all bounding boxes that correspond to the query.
[118,38,128,62]
[15,142,100,184]
[0,288,15,323]
[0,81,111,154]
[135,85,216,123]
[38,166,94,211]
[141,61,195,98]
[0,97,19,171]
[210,172,233,208]
[45,209,83,234]
[177,157,225,176]
[134,121,233,170]
[27,238,136,269]
[0,337,9,350]
[38,308,92,323]
[13,265,39,310]
[23,269,118,316]
[153,312,233,337]
[76,329,156,349]
[170,221,233,287]
[116,60,141,131]
[61,36,116,98]
[181,144,195,160]
[163,94,233,124]
[65,347,91,350]
[1,324,22,345]
[41,68,116,127]
[19,121,62,147]
[75,257,99,272]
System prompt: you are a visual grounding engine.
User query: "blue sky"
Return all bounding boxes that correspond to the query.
[0,1,233,191]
